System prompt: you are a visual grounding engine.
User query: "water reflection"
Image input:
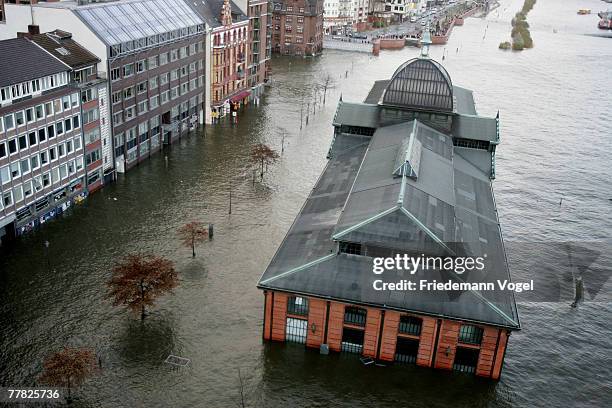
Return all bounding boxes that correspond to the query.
[260,343,503,408]
[117,316,177,369]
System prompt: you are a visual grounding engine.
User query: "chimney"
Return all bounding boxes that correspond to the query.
[17,25,40,39]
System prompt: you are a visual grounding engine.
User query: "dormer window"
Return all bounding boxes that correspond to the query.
[339,241,362,255]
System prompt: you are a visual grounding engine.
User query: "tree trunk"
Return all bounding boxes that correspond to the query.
[260,158,264,180]
[140,280,146,320]
[67,379,72,404]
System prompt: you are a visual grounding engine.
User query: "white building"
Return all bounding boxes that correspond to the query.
[0,0,208,170]
[324,0,354,33]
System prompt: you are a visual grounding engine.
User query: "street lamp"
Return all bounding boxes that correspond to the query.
[44,240,51,269]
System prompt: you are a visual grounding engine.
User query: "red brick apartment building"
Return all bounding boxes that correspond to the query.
[272,0,324,56]
[190,0,250,117]
[258,50,520,379]
[247,0,273,94]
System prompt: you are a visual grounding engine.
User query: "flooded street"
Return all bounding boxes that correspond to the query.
[1,0,611,406]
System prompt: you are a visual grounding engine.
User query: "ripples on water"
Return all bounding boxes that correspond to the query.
[0,0,611,406]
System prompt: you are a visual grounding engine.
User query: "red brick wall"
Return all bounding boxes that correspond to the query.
[260,293,512,379]
[378,311,400,361]
[270,292,288,342]
[263,291,273,341]
[327,302,344,352]
[379,39,405,50]
[434,320,460,370]
[417,317,438,367]
[363,308,381,358]
[491,330,509,380]
[306,298,327,349]
[476,327,499,377]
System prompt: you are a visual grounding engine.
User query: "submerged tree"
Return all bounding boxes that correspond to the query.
[251,144,280,180]
[178,221,209,257]
[39,347,97,403]
[107,254,178,320]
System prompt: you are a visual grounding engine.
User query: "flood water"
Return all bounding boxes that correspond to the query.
[1,0,611,406]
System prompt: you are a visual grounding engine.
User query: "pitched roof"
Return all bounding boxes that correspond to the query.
[332,102,379,129]
[29,30,100,70]
[0,38,69,88]
[259,117,519,328]
[259,58,519,329]
[187,0,248,29]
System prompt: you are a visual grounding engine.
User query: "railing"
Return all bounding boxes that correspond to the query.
[395,352,417,364]
[287,296,309,316]
[458,325,483,345]
[344,307,366,326]
[398,316,422,336]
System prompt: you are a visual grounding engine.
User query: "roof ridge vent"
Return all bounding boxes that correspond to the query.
[393,121,422,180]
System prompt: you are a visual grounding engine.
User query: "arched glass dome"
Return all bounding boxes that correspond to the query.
[382,58,454,113]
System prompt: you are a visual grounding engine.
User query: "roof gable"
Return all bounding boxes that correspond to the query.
[0,38,68,88]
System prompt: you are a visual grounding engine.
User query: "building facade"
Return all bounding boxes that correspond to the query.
[272,0,323,56]
[247,0,272,98]
[0,0,207,175]
[75,0,206,173]
[190,0,250,119]
[323,0,353,34]
[27,28,112,191]
[258,42,520,378]
[0,38,87,242]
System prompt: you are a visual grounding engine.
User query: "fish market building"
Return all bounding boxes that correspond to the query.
[257,38,520,379]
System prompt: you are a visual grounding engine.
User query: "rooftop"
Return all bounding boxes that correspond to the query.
[29,30,100,70]
[381,58,454,113]
[258,57,519,330]
[0,38,69,88]
[73,0,204,47]
[187,0,248,29]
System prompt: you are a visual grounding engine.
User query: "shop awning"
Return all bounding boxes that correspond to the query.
[230,90,251,103]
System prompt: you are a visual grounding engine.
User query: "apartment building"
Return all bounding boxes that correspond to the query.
[246,0,272,98]
[272,0,324,56]
[258,48,519,378]
[0,0,207,173]
[323,0,354,34]
[190,0,250,119]
[0,38,87,241]
[27,28,112,191]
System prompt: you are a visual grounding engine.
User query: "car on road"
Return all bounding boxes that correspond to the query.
[421,20,427,26]
[432,7,438,13]
[410,16,417,23]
